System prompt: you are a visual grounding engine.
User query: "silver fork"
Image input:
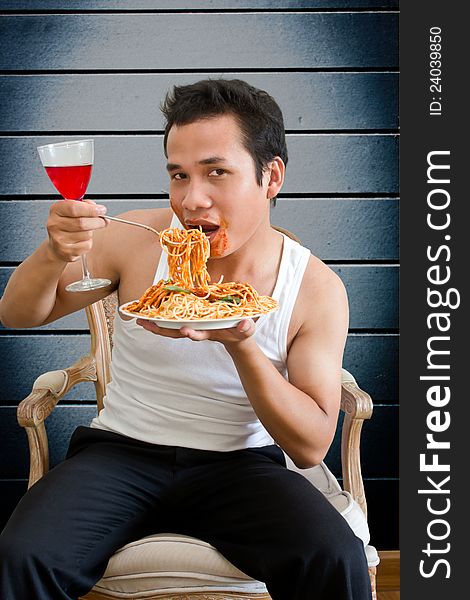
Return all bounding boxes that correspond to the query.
[99,215,160,236]
[100,215,199,247]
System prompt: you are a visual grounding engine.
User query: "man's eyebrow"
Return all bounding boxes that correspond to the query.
[198,156,227,165]
[166,157,228,172]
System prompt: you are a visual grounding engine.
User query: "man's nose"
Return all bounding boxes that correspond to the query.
[181,182,213,211]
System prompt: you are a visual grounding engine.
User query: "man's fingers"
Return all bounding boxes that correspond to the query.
[83,199,108,216]
[180,327,208,341]
[53,199,107,218]
[237,319,255,335]
[56,216,109,233]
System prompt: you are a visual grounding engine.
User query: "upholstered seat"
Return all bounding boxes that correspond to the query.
[91,534,269,597]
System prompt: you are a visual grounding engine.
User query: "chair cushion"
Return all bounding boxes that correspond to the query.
[92,533,269,597]
[329,491,370,547]
[92,465,376,597]
[284,457,343,497]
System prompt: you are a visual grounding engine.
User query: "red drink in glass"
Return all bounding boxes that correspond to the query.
[37,139,111,292]
[44,164,92,200]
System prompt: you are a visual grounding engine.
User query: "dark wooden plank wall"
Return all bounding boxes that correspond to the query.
[0,2,399,550]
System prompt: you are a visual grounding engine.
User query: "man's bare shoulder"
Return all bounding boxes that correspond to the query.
[295,253,349,334]
[303,254,347,298]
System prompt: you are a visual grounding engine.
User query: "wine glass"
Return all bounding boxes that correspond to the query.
[37,139,111,293]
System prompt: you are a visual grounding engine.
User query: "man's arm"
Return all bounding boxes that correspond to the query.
[0,200,117,328]
[225,269,348,468]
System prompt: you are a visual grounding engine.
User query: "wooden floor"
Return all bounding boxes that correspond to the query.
[377,550,400,599]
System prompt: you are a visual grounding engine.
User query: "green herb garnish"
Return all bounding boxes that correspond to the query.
[164,285,191,293]
[217,295,242,305]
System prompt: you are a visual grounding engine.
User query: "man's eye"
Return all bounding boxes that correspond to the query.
[172,173,186,180]
[208,168,226,177]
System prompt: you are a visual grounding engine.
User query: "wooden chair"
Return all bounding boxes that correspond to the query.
[17,227,378,599]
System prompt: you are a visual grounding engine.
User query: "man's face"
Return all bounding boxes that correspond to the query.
[166,114,270,258]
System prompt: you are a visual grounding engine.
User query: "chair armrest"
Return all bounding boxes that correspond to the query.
[17,354,97,427]
[340,369,374,519]
[17,354,97,488]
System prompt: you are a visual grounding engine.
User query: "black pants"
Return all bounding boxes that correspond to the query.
[0,426,371,599]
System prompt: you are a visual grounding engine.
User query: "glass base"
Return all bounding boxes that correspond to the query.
[65,277,112,293]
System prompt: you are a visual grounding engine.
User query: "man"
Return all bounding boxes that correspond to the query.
[0,79,371,599]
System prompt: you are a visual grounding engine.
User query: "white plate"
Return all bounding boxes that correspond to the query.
[119,301,263,330]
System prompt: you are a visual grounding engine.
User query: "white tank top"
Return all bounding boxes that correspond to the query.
[90,214,311,451]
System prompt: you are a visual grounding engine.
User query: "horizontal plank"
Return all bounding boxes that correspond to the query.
[272,198,398,259]
[0,198,398,262]
[0,265,398,331]
[0,406,99,479]
[0,14,398,70]
[0,267,88,330]
[0,73,398,131]
[0,2,400,10]
[326,404,397,477]
[0,135,399,195]
[0,404,397,479]
[364,479,398,549]
[0,332,397,403]
[0,479,399,551]
[0,336,97,403]
[331,265,398,329]
[344,333,397,400]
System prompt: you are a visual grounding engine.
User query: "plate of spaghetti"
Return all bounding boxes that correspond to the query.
[119,226,279,329]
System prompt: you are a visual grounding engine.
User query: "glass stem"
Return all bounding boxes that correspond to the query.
[81,254,92,280]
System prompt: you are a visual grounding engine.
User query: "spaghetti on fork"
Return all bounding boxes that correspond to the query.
[125,227,278,321]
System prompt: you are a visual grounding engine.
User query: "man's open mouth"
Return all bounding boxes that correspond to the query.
[187,221,220,240]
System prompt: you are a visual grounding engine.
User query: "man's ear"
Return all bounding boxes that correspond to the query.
[265,157,285,200]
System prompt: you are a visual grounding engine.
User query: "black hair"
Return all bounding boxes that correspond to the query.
[161,79,287,203]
